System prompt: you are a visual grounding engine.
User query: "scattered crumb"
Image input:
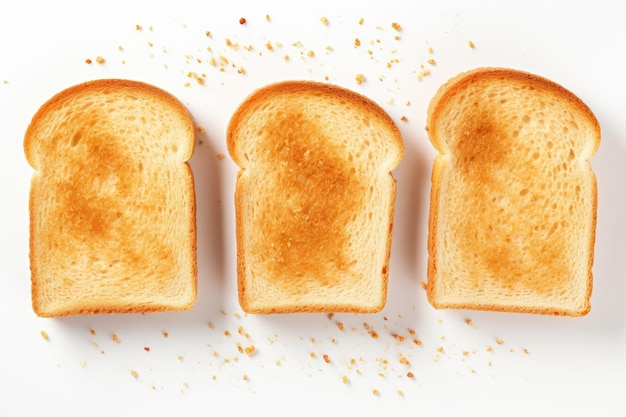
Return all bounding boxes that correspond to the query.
[239,17,246,25]
[337,322,345,331]
[144,347,150,352]
[465,318,473,325]
[95,56,105,64]
[112,334,120,343]
[130,370,138,378]
[355,73,364,84]
[496,338,504,345]
[242,374,249,381]
[372,389,380,396]
[437,346,444,353]
[391,22,402,31]
[354,38,361,48]
[399,356,410,366]
[358,18,364,25]
[224,330,230,336]
[209,322,215,329]
[468,40,475,48]
[163,331,169,338]
[406,372,414,378]
[523,348,529,354]
[420,282,427,290]
[178,355,184,361]
[427,58,436,65]
[306,50,315,57]
[265,14,271,22]
[320,16,329,26]
[40,330,49,340]
[400,116,408,122]
[323,354,331,363]
[342,375,349,384]
[90,329,96,336]
[135,24,142,31]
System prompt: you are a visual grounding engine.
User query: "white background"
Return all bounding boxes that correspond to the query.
[1,0,624,415]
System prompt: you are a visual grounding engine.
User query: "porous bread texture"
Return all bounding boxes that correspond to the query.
[24,79,197,317]
[426,68,600,316]
[228,81,404,314]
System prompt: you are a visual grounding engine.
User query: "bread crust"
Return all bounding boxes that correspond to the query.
[228,81,403,314]
[426,68,600,316]
[25,79,197,317]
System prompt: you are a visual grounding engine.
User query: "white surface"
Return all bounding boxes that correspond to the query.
[1,0,624,415]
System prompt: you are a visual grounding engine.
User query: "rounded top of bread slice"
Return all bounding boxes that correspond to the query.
[427,67,600,157]
[25,78,195,170]
[227,80,404,172]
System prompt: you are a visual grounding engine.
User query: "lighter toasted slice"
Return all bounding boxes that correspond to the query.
[227,81,404,313]
[426,68,600,316]
[25,79,197,317]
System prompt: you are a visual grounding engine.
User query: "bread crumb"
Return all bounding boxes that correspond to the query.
[406,371,414,378]
[358,18,364,25]
[420,281,427,290]
[327,313,334,320]
[144,347,150,352]
[323,354,331,363]
[427,58,436,65]
[428,47,434,54]
[283,55,290,61]
[239,17,246,25]
[95,56,105,64]
[244,346,256,356]
[337,322,345,331]
[130,370,138,378]
[342,375,349,384]
[486,346,493,352]
[354,38,361,48]
[468,40,475,48]
[372,389,380,396]
[224,330,230,336]
[90,329,96,336]
[320,16,329,26]
[399,356,410,366]
[355,73,364,85]
[112,334,120,343]
[496,338,504,345]
[465,318,473,325]
[85,58,92,64]
[178,355,184,361]
[307,50,315,57]
[523,348,529,354]
[265,14,271,22]
[135,24,142,31]
[400,116,408,122]
[40,330,49,340]
[437,346,444,353]
[242,374,249,381]
[391,22,402,31]
[208,322,215,329]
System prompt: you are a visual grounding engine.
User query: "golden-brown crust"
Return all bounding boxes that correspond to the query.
[26,79,197,317]
[228,80,403,314]
[426,67,600,317]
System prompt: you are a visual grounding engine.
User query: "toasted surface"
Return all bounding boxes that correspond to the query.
[426,68,600,316]
[227,81,404,313]
[25,79,197,317]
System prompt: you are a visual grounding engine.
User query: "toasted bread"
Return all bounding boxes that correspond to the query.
[426,68,601,316]
[24,79,197,317]
[227,81,404,313]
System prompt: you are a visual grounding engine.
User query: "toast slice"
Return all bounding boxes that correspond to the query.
[227,81,404,313]
[426,68,601,316]
[24,79,197,317]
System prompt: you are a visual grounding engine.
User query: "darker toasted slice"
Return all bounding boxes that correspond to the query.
[426,67,600,316]
[25,79,197,317]
[227,81,404,314]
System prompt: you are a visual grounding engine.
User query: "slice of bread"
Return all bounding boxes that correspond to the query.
[426,68,601,316]
[24,79,197,317]
[227,81,404,313]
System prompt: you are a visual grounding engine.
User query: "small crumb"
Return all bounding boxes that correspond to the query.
[135,24,142,31]
[112,334,120,343]
[487,346,493,352]
[399,357,410,366]
[224,330,230,336]
[523,348,529,354]
[205,31,212,37]
[327,313,334,320]
[40,330,49,340]
[144,347,150,352]
[265,14,271,22]
[95,56,105,64]
[242,375,249,381]
[471,369,477,374]
[239,17,246,25]
[428,47,434,54]
[372,389,380,396]
[420,281,427,290]
[283,55,290,61]
[496,338,504,345]
[275,360,281,366]
[354,38,361,48]
[400,116,408,122]
[323,354,331,363]
[163,331,169,338]
[391,22,402,31]
[310,352,316,358]
[437,346,444,353]
[307,50,315,57]
[265,41,274,51]
[488,361,493,366]
[358,18,364,25]
[335,322,344,331]
[427,58,436,65]
[465,318,473,325]
[355,73,364,85]
[342,375,349,384]
[406,371,414,378]
[244,346,256,356]
[130,370,138,378]
[178,355,184,361]
[413,338,422,346]
[90,329,96,336]
[85,58,92,64]
[320,16,329,26]
[468,40,475,48]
